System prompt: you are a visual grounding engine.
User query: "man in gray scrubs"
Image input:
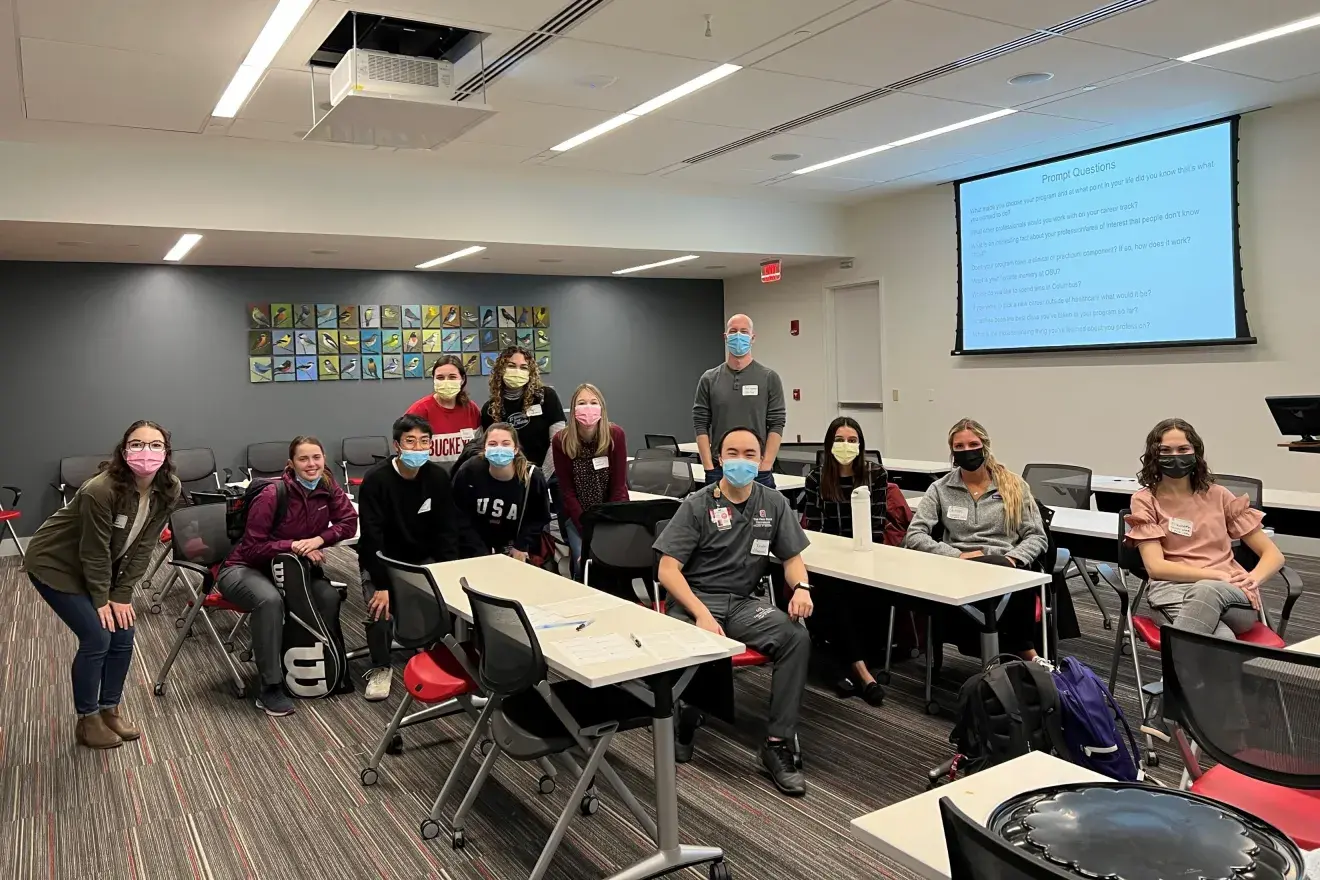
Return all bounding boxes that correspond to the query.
[655,426,814,796]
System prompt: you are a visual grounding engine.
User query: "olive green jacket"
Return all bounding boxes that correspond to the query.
[23,471,181,607]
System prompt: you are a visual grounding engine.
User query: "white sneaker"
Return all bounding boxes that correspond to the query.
[364,667,392,702]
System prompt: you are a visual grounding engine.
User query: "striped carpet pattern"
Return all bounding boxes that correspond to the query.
[1,551,1316,880]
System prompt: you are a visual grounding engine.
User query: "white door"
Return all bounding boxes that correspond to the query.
[830,282,884,444]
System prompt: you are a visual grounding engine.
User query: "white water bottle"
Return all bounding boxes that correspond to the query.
[851,485,873,550]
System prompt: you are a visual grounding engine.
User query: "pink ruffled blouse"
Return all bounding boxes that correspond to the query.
[1124,484,1263,578]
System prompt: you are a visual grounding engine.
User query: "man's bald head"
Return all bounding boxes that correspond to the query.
[726,314,754,335]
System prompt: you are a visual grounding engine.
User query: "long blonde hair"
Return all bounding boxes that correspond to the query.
[486,347,545,422]
[485,422,531,485]
[561,383,613,459]
[947,418,1031,531]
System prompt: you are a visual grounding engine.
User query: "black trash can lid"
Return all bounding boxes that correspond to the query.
[987,783,1305,880]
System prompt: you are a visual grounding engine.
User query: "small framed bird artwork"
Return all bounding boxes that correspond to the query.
[249,330,272,356]
[273,358,296,382]
[382,354,403,378]
[319,357,339,381]
[480,328,498,351]
[293,304,315,329]
[272,332,295,356]
[338,330,360,351]
[271,303,293,329]
[360,305,380,329]
[442,329,461,352]
[462,330,479,352]
[535,328,550,351]
[423,330,441,352]
[498,305,517,328]
[422,304,441,328]
[295,331,317,356]
[479,306,497,328]
[337,305,359,328]
[339,355,360,380]
[318,330,339,355]
[362,354,382,380]
[380,304,401,329]
[461,353,479,376]
[481,352,498,375]
[516,306,533,327]
[249,357,273,383]
[403,329,422,353]
[498,329,516,350]
[442,305,462,328]
[461,307,479,328]
[404,355,424,378]
[516,328,533,349]
[248,303,272,329]
[401,305,421,329]
[294,356,318,381]
[316,304,338,329]
[534,306,550,328]
[360,330,381,354]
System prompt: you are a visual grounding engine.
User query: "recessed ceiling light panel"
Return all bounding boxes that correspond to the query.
[612,255,700,275]
[793,108,1017,175]
[212,0,314,118]
[163,234,203,262]
[416,245,485,269]
[1178,12,1320,62]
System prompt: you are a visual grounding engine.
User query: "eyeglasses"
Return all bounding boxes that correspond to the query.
[126,441,166,453]
[398,437,430,450]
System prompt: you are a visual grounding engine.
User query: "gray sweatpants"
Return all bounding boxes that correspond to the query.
[1147,579,1259,639]
[668,591,810,740]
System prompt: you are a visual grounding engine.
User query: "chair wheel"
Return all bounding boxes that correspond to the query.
[224,641,235,653]
[419,819,440,841]
[579,794,599,816]
[238,650,253,663]
[926,701,941,716]
[360,767,379,786]
[1146,752,1160,768]
[387,735,404,755]
[450,829,466,850]
[538,774,556,795]
[234,685,246,699]
[479,738,494,756]
[174,617,186,629]
[710,860,732,880]
[153,682,166,697]
[149,604,163,615]
[1120,641,1132,656]
[1103,619,1113,630]
[876,672,892,686]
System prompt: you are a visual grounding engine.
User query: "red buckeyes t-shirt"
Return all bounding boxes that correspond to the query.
[405,395,483,463]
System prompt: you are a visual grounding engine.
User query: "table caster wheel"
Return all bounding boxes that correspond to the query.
[926,701,941,716]
[579,794,599,816]
[360,767,379,786]
[538,774,556,795]
[710,860,732,880]
[387,735,404,755]
[153,682,166,697]
[876,672,892,686]
[451,829,466,850]
[238,649,253,663]
[224,641,235,653]
[150,603,163,615]
[1145,752,1160,768]
[419,819,439,841]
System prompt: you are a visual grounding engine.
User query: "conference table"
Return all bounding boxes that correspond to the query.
[416,554,745,880]
[1090,474,1320,537]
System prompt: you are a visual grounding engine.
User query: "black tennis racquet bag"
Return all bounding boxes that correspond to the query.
[269,553,348,699]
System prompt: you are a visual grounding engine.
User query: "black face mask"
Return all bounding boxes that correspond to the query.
[1158,453,1197,479]
[953,448,986,472]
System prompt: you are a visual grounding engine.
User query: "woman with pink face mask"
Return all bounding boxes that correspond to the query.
[23,420,181,750]
[551,383,628,578]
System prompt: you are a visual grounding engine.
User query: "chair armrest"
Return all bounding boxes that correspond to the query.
[168,559,216,592]
[1277,565,1304,638]
[222,468,234,483]
[1095,563,1130,616]
[1,485,19,508]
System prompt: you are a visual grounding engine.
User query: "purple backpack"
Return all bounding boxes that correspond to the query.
[1052,656,1140,781]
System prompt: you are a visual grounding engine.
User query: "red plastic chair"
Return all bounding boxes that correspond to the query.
[0,486,22,561]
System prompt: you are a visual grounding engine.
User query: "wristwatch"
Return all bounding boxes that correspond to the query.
[793,582,813,593]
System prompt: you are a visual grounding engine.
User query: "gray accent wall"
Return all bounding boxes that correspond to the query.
[0,261,724,534]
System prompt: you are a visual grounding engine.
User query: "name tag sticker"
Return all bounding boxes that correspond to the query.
[947,506,969,522]
[592,456,609,470]
[459,428,475,441]
[751,538,770,556]
[418,498,432,514]
[741,384,759,397]
[113,514,128,529]
[710,508,732,530]
[526,404,543,417]
[1169,517,1193,537]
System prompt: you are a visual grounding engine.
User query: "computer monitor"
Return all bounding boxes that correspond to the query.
[1266,395,1320,442]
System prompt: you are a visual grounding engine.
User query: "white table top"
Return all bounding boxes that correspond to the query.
[1092,475,1320,512]
[1288,635,1320,657]
[800,530,1049,605]
[850,752,1105,880]
[628,490,672,502]
[677,442,699,454]
[422,554,743,688]
[1046,506,1117,541]
[885,458,953,475]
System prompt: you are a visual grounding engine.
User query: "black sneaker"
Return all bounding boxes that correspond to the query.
[256,686,295,717]
[759,739,806,796]
[834,676,860,699]
[862,681,886,707]
[675,705,703,764]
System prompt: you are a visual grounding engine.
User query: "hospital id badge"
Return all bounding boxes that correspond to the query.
[710,507,733,530]
[751,538,770,556]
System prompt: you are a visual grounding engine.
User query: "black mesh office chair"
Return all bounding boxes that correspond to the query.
[1021,463,1111,630]
[245,441,288,480]
[940,797,1077,880]
[135,447,224,597]
[1160,627,1320,849]
[51,454,109,503]
[1216,474,1306,626]
[627,458,696,497]
[633,447,677,460]
[342,436,389,494]
[434,581,654,874]
[644,434,680,454]
[580,498,681,601]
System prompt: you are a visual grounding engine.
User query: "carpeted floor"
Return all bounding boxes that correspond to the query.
[1,550,1316,880]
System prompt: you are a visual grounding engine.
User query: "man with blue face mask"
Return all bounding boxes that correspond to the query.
[654,427,815,796]
[355,414,477,701]
[693,314,787,488]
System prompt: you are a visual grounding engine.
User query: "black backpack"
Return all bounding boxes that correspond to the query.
[948,655,1071,775]
[224,479,289,544]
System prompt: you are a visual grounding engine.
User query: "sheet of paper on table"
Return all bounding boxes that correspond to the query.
[557,634,642,666]
[541,594,624,618]
[524,605,569,629]
[636,630,731,663]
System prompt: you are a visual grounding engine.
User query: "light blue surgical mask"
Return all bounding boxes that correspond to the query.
[485,447,516,468]
[398,450,430,470]
[296,475,320,492]
[726,332,752,357]
[722,458,759,488]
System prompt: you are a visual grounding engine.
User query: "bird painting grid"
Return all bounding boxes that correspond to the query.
[248,302,548,381]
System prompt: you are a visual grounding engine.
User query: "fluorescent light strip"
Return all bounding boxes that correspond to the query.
[1178,12,1320,62]
[793,108,1018,175]
[612,255,700,275]
[163,234,203,263]
[212,0,314,118]
[416,245,486,269]
[551,64,740,152]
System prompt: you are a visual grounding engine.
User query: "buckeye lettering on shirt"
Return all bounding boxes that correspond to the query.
[405,395,482,463]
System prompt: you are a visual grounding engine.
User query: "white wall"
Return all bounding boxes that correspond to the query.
[727,97,1320,492]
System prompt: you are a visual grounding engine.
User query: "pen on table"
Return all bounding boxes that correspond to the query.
[536,619,592,630]
[575,619,592,631]
[629,632,644,650]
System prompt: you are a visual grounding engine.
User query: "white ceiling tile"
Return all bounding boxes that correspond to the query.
[226,117,310,143]
[430,139,545,166]
[242,68,330,125]
[676,131,873,175]
[454,99,617,149]
[1068,0,1320,63]
[655,69,869,131]
[906,0,1122,29]
[769,173,875,192]
[482,39,719,113]
[662,164,780,187]
[793,90,998,142]
[20,38,225,132]
[756,0,1032,86]
[543,115,757,175]
[1183,29,1320,84]
[1027,63,1281,126]
[566,0,857,63]
[339,0,569,31]
[907,35,1166,107]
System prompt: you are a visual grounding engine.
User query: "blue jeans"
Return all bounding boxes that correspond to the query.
[31,574,135,716]
[703,466,777,489]
[561,517,583,580]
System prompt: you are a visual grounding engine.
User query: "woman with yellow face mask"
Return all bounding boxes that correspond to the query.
[481,346,566,502]
[405,355,482,465]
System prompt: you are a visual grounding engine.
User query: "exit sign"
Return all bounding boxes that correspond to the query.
[760,259,782,283]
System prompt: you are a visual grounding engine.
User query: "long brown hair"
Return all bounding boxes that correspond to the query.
[947,418,1031,531]
[485,422,531,485]
[103,420,177,499]
[431,354,471,407]
[561,383,613,459]
[1139,417,1213,493]
[485,346,545,422]
[820,416,869,502]
[287,435,331,489]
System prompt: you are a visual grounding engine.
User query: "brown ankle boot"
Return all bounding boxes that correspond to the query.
[100,706,141,741]
[76,714,123,750]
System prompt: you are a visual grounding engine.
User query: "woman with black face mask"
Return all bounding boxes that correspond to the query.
[1125,418,1286,637]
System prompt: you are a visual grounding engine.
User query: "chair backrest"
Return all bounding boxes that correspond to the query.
[246,441,288,479]
[644,434,679,453]
[1161,626,1320,789]
[462,582,546,696]
[172,447,219,488]
[582,498,682,571]
[343,435,389,468]
[59,455,109,497]
[1022,463,1092,510]
[940,798,1076,880]
[634,448,676,460]
[627,458,695,498]
[168,500,232,568]
[1215,473,1263,509]
[376,553,453,649]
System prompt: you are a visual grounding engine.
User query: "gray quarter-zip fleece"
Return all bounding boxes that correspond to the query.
[903,467,1047,566]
